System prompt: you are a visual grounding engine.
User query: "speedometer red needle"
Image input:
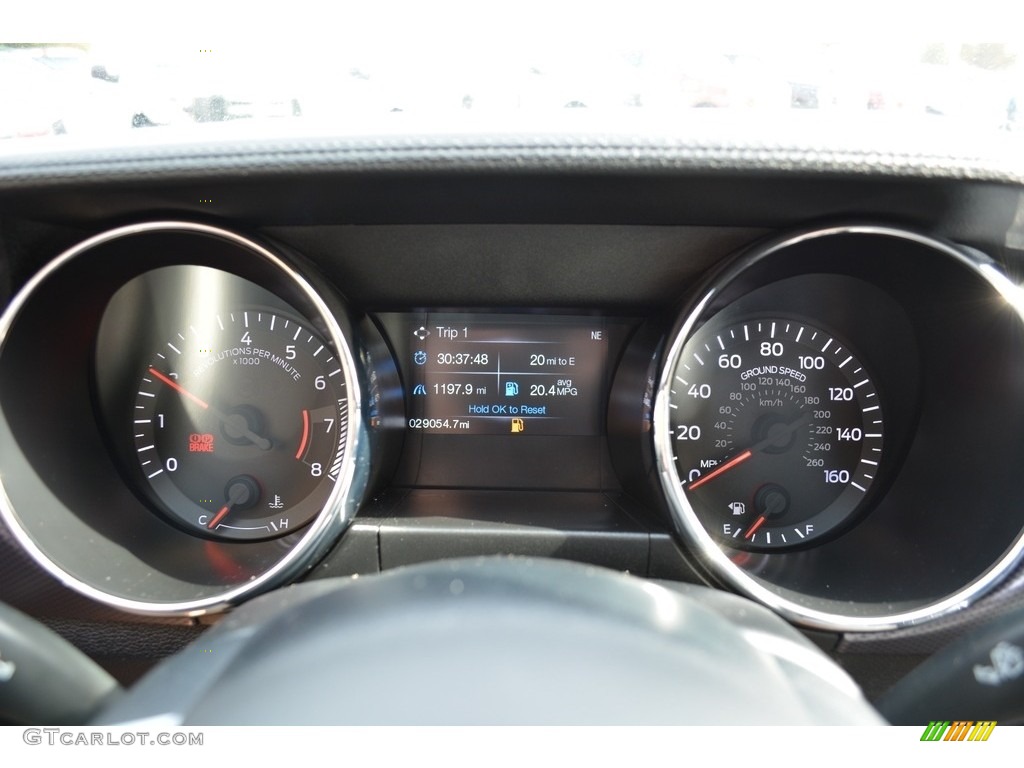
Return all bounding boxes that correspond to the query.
[148,367,209,409]
[687,450,752,490]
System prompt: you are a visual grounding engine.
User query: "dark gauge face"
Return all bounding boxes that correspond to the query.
[666,318,883,550]
[133,308,348,541]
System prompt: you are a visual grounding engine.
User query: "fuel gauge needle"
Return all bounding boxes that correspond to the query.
[687,450,752,490]
[743,515,767,539]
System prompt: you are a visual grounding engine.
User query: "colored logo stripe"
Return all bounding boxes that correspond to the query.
[920,720,996,742]
[921,721,950,741]
[968,721,997,741]
[944,722,973,741]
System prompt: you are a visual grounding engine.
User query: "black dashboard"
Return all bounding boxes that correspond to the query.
[2,125,1024,719]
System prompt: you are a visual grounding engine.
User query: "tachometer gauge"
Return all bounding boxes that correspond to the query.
[0,222,374,614]
[134,309,348,541]
[665,317,882,551]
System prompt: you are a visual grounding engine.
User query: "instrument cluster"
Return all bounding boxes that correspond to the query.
[2,221,1024,631]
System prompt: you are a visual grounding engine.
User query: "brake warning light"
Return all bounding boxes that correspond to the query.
[189,433,215,453]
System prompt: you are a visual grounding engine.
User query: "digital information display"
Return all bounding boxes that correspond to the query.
[404,314,609,435]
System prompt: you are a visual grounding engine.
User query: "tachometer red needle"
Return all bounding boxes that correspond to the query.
[148,367,209,409]
[744,515,767,540]
[208,504,232,529]
[687,450,752,490]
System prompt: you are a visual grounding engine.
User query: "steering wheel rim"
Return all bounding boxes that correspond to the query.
[92,557,884,725]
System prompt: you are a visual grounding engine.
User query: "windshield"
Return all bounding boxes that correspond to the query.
[3,5,1021,145]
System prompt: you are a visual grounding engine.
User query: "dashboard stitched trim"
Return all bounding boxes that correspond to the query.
[0,134,1022,187]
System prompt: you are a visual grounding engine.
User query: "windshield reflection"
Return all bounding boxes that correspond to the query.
[1,41,1019,141]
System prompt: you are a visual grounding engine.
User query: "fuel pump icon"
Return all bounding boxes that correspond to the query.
[728,501,746,516]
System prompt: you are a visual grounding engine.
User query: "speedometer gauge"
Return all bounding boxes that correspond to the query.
[639,225,1024,630]
[666,317,883,551]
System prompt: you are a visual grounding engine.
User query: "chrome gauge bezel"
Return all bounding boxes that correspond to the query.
[0,222,369,616]
[654,225,1024,632]
[666,315,886,552]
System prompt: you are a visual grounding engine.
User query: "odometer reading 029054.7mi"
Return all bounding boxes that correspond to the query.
[667,318,883,551]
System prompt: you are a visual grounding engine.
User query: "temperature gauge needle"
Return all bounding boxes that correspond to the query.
[207,479,255,530]
[687,450,752,490]
[207,504,233,530]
